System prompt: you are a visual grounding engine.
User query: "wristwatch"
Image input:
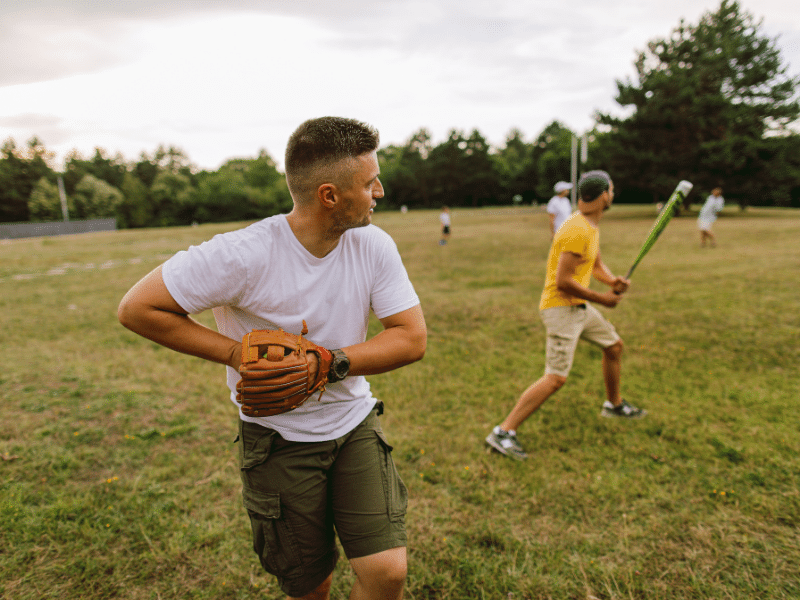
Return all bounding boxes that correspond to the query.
[328,348,350,383]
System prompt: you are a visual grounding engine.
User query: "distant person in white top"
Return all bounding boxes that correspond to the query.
[547,181,573,236]
[439,206,451,245]
[698,187,724,247]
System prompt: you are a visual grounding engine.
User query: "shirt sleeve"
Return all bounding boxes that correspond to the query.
[557,220,588,258]
[161,234,248,314]
[369,233,420,320]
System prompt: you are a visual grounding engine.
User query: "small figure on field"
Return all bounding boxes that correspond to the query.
[547,181,573,237]
[439,205,451,245]
[698,187,724,247]
[486,170,645,462]
[118,116,427,600]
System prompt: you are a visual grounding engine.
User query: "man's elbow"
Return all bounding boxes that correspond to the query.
[117,299,133,329]
[407,329,427,364]
[556,279,572,294]
[117,296,143,332]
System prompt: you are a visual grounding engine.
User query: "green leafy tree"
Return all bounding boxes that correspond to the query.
[462,129,501,206]
[132,151,161,189]
[63,148,127,194]
[239,150,283,189]
[188,168,290,224]
[427,129,469,207]
[28,177,62,221]
[378,129,434,210]
[493,129,537,204]
[129,145,195,216]
[0,137,54,222]
[149,171,194,226]
[71,174,124,220]
[532,121,575,200]
[118,172,151,228]
[597,0,800,207]
[423,129,499,207]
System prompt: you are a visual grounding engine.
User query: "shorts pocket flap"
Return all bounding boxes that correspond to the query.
[374,429,394,452]
[242,488,281,519]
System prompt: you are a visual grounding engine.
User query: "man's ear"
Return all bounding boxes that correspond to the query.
[317,183,337,208]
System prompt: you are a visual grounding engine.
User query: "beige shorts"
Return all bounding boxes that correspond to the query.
[541,304,621,377]
[697,218,715,231]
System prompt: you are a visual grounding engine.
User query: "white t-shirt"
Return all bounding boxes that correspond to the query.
[162,214,420,442]
[699,194,724,223]
[546,195,573,233]
[439,211,451,227]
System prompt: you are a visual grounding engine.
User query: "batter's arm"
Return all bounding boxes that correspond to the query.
[556,252,622,308]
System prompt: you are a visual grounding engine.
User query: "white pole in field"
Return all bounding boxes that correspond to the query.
[570,135,578,210]
[57,175,69,222]
[581,133,588,165]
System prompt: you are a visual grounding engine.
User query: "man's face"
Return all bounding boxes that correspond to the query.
[333,151,383,231]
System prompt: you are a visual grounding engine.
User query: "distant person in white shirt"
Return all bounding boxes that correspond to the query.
[439,206,451,245]
[698,187,724,247]
[547,181,573,236]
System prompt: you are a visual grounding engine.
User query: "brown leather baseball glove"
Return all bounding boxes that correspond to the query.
[236,321,333,417]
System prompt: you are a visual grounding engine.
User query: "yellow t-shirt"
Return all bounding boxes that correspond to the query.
[539,212,599,310]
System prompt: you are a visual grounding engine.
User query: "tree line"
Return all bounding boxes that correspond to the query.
[0,142,293,228]
[1,0,798,228]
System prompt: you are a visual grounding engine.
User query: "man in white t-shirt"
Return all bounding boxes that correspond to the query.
[546,181,573,236]
[118,117,427,600]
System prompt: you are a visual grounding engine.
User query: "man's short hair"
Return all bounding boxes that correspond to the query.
[578,170,611,202]
[285,117,379,198]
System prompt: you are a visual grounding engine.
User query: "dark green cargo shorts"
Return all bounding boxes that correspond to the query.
[238,404,408,598]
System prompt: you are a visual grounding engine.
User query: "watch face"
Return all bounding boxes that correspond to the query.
[334,359,349,378]
[329,351,350,382]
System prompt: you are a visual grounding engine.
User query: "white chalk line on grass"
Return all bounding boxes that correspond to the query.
[0,254,174,284]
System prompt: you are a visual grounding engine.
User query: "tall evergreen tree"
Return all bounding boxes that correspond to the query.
[596,0,800,207]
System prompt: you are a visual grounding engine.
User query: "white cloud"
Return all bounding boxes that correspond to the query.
[0,0,798,171]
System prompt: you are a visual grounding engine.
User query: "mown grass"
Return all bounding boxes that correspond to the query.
[1,205,798,599]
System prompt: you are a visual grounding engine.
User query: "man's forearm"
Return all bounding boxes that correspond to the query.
[556,278,608,304]
[344,328,426,377]
[343,306,426,377]
[119,305,240,369]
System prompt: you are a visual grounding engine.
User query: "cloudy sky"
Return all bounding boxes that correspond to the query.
[1,0,798,171]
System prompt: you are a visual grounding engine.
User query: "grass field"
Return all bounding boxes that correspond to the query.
[1,205,799,599]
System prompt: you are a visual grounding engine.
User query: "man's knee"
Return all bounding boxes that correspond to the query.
[351,547,407,592]
[382,557,407,588]
[374,547,407,586]
[545,373,567,392]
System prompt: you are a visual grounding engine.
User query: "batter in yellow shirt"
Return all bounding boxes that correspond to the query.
[540,212,599,310]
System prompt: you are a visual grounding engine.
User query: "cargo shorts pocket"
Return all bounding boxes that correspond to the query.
[238,420,276,470]
[242,488,304,580]
[375,429,408,523]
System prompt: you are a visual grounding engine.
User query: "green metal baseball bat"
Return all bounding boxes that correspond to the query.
[624,180,693,279]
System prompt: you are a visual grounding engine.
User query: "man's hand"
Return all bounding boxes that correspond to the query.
[236,324,333,417]
[611,277,630,295]
[307,351,319,383]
